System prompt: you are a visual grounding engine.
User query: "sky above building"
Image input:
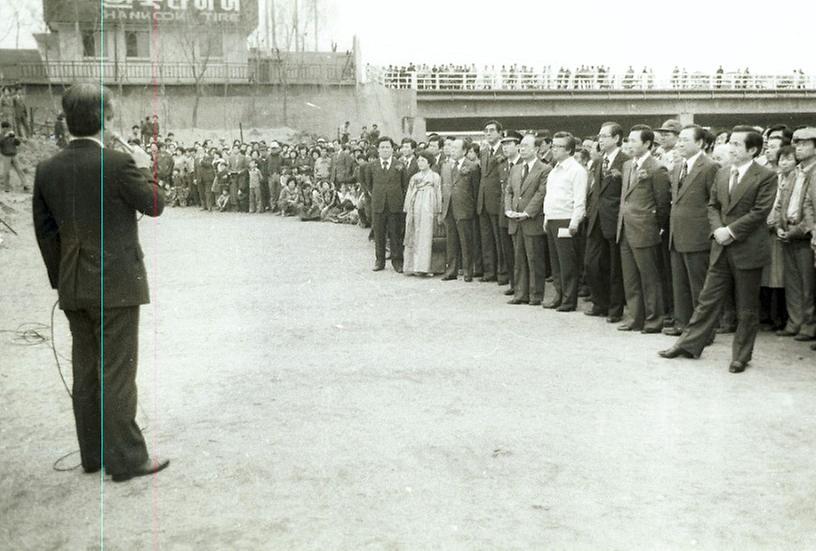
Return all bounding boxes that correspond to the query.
[3,0,815,76]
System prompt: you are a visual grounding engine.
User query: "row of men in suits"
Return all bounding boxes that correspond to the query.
[365,120,816,374]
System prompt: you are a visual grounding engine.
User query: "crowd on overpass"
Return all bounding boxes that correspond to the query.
[369,63,812,91]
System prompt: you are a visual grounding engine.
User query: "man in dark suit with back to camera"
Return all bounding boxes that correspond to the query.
[32,83,169,482]
[660,126,778,373]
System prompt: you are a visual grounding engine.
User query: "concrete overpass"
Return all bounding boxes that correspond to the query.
[415,89,816,135]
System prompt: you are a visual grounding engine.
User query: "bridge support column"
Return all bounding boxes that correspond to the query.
[677,112,694,126]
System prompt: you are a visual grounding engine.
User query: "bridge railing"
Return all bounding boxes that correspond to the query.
[0,60,357,86]
[366,66,816,92]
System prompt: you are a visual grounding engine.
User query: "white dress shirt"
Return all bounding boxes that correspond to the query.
[685,150,703,173]
[543,155,587,228]
[71,136,105,149]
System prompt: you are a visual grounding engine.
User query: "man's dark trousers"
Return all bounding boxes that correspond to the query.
[64,306,149,474]
[373,208,404,270]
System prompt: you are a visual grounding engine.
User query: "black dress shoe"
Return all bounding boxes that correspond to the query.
[507,298,527,305]
[658,346,698,359]
[618,323,639,331]
[641,327,661,334]
[584,308,608,317]
[473,272,484,278]
[372,265,385,272]
[528,300,542,306]
[776,329,796,337]
[394,266,404,274]
[556,304,576,312]
[464,276,473,282]
[503,288,515,296]
[729,361,747,373]
[663,318,674,328]
[794,334,815,342]
[542,300,561,309]
[83,465,101,474]
[497,279,509,286]
[480,276,497,283]
[662,327,683,336]
[606,316,622,323]
[111,457,170,483]
[441,274,457,281]
[577,286,590,298]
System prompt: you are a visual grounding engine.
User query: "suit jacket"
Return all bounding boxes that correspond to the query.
[431,153,447,175]
[441,158,480,221]
[504,158,551,236]
[586,149,629,240]
[32,140,165,310]
[477,143,503,216]
[402,156,419,182]
[708,160,778,270]
[669,153,719,252]
[616,154,671,248]
[772,163,816,240]
[365,158,408,214]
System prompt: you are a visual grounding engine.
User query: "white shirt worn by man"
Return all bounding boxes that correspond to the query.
[787,158,816,221]
[685,150,703,174]
[543,155,587,229]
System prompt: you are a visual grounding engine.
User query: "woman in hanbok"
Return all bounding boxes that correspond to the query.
[402,151,442,276]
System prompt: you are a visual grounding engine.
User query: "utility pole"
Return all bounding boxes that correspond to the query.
[293,0,299,52]
[270,0,277,49]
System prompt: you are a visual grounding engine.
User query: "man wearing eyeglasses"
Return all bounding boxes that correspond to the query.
[584,122,629,323]
[660,126,778,373]
[541,132,587,311]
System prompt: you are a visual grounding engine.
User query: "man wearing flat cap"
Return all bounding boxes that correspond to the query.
[498,130,524,296]
[775,126,816,343]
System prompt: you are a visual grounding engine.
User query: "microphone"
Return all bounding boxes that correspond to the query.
[110,133,134,154]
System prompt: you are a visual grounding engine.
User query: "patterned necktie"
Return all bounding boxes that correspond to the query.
[522,162,529,183]
[678,161,688,190]
[382,160,387,171]
[602,156,609,174]
[729,166,739,194]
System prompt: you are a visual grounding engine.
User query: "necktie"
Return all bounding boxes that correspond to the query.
[382,160,388,171]
[678,161,688,190]
[602,156,609,174]
[522,163,529,183]
[729,167,739,194]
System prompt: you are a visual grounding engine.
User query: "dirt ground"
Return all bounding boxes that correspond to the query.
[2,194,815,550]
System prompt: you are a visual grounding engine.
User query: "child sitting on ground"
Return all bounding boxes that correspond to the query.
[216,188,230,212]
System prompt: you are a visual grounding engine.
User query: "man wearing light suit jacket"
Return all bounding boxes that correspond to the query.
[505,134,551,305]
[663,125,719,336]
[660,126,778,373]
[616,125,672,333]
[441,139,481,281]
